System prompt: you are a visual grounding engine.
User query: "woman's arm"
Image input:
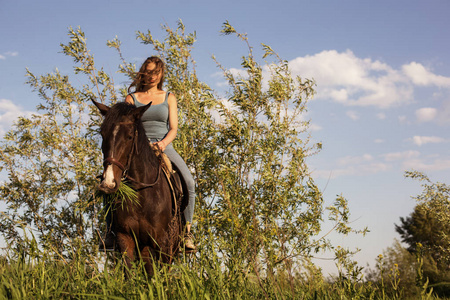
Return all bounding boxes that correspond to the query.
[156,92,178,151]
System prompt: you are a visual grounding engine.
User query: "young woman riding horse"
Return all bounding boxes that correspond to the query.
[100,56,196,252]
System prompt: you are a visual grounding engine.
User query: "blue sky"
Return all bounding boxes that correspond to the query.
[1,0,449,274]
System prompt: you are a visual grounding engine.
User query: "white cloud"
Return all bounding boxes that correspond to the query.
[374,139,385,144]
[402,62,450,87]
[329,89,348,102]
[309,123,322,131]
[402,158,450,172]
[346,110,360,120]
[312,148,450,180]
[415,107,437,122]
[312,153,390,179]
[376,113,386,120]
[286,50,450,109]
[381,150,450,172]
[0,99,35,137]
[288,50,413,108]
[228,67,246,78]
[312,161,390,179]
[0,51,18,60]
[212,50,450,130]
[337,154,374,166]
[410,135,446,146]
[382,150,420,162]
[213,67,248,88]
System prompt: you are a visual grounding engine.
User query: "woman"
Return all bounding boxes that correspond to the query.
[101,56,196,251]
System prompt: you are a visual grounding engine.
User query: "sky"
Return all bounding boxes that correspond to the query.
[1,0,449,275]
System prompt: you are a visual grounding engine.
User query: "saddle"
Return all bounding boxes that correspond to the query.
[150,143,189,217]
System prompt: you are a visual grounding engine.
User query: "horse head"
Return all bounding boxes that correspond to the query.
[92,100,151,193]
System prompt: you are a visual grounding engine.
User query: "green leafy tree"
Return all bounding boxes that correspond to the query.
[210,23,326,276]
[366,240,419,299]
[395,171,450,296]
[0,27,116,255]
[122,22,363,280]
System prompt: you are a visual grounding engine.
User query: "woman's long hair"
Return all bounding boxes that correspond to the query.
[128,56,165,93]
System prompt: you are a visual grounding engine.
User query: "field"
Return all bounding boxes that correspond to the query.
[0,243,445,300]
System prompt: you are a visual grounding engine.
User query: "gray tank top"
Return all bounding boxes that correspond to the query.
[131,92,170,140]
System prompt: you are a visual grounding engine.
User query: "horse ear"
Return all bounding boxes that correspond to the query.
[91,99,110,116]
[133,102,152,120]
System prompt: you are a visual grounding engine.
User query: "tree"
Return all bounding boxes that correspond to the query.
[205,22,323,274]
[366,240,419,299]
[0,27,113,255]
[0,22,361,278]
[395,171,450,295]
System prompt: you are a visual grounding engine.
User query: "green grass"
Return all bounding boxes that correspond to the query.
[0,250,264,299]
[0,245,447,299]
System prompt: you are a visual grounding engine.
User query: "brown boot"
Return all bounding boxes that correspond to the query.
[99,231,115,252]
[184,232,196,251]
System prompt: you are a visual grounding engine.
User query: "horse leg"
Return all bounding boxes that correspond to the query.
[116,233,136,276]
[141,246,157,277]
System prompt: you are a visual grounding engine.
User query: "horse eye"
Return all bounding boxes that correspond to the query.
[128,135,133,140]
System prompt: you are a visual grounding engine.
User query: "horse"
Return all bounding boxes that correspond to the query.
[92,100,184,276]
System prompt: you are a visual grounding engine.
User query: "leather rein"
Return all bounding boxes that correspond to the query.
[103,121,161,190]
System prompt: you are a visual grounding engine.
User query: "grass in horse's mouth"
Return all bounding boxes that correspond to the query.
[95,180,140,210]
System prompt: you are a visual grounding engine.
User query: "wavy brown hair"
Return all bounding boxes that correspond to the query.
[128,56,165,93]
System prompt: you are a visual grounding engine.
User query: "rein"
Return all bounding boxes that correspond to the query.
[103,121,162,190]
[126,165,162,190]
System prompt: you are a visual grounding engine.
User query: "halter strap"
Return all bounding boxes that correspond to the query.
[104,157,125,171]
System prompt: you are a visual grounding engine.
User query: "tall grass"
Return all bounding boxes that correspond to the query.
[1,249,445,300]
[0,247,265,299]
[0,235,445,299]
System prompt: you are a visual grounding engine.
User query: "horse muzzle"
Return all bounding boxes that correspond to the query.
[98,164,120,194]
[97,179,118,194]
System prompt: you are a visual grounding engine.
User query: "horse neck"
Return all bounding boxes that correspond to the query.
[128,134,160,181]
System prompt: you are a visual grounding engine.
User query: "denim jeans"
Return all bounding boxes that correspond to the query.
[150,139,195,223]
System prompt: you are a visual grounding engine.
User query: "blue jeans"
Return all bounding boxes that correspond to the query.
[150,139,195,223]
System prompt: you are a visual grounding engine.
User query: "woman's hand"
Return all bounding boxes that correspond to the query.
[154,140,167,152]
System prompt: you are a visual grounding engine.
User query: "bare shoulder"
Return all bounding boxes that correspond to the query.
[167,92,177,105]
[125,94,134,104]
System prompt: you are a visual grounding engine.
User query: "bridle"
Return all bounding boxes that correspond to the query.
[103,121,161,190]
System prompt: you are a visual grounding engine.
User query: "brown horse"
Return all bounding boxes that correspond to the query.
[93,100,183,276]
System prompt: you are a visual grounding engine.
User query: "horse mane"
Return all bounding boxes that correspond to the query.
[102,102,159,167]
